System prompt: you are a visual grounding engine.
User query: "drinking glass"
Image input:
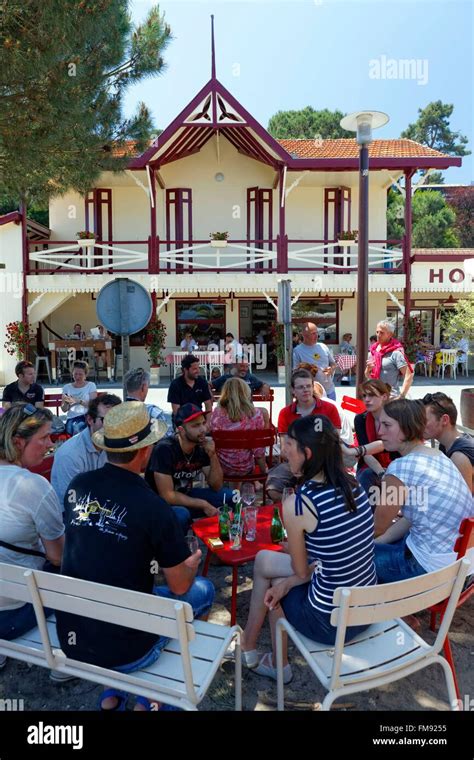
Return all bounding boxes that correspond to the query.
[244,506,257,542]
[229,521,242,550]
[282,486,295,504]
[241,483,256,508]
[186,534,199,555]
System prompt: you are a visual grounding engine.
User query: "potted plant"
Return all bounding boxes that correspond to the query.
[337,230,358,247]
[76,231,96,247]
[4,320,33,360]
[210,231,229,248]
[144,316,167,385]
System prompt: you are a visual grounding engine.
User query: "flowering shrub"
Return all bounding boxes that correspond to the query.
[4,321,32,360]
[209,231,229,240]
[145,317,166,366]
[76,231,96,239]
[338,230,358,241]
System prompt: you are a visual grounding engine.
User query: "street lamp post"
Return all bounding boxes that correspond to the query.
[340,111,389,390]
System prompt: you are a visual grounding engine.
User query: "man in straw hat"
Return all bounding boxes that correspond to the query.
[56,401,214,711]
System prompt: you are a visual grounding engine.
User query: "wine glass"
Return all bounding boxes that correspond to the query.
[241,483,256,508]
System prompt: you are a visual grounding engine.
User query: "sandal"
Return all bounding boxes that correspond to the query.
[98,689,128,711]
[254,652,293,684]
[135,696,182,711]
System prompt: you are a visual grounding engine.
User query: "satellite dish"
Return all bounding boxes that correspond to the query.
[96,279,153,377]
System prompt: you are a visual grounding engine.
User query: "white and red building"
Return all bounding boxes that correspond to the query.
[1,39,472,383]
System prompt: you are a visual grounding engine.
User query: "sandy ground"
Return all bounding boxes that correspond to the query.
[1,556,472,712]
[1,375,472,712]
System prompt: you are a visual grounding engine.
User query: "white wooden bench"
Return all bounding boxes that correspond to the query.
[0,562,242,711]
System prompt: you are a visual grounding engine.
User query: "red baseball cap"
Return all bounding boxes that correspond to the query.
[175,403,206,426]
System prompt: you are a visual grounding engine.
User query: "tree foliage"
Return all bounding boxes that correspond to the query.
[401,101,470,157]
[387,189,460,248]
[441,295,474,343]
[446,188,474,248]
[0,1,172,206]
[267,107,349,140]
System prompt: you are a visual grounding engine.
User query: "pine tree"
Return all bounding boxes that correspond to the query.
[0,1,171,206]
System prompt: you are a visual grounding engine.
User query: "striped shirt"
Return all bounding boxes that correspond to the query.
[295,480,376,615]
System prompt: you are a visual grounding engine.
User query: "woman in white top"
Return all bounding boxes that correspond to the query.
[374,399,473,582]
[0,404,64,653]
[61,361,97,435]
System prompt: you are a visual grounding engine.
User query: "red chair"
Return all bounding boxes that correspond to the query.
[43,392,63,416]
[341,395,366,414]
[428,517,474,701]
[211,427,277,503]
[27,454,54,482]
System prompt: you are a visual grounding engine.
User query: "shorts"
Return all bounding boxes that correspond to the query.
[266,463,296,493]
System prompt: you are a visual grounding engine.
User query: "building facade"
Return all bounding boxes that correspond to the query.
[0,51,472,383]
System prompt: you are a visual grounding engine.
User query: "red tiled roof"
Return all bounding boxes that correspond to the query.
[277,138,448,160]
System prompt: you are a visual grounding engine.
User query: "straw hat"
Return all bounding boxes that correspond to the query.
[92,401,167,453]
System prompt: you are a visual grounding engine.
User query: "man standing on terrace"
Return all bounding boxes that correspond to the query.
[292,323,337,400]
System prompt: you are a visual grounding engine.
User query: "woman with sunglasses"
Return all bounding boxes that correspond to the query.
[0,404,64,663]
[374,399,473,583]
[230,415,376,683]
[354,379,398,500]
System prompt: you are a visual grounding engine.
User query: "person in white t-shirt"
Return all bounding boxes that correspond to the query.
[61,360,97,435]
[180,331,198,353]
[0,404,64,666]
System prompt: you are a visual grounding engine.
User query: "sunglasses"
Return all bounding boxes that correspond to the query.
[422,393,448,414]
[21,403,37,418]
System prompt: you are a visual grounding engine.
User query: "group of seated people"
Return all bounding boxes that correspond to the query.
[0,348,472,709]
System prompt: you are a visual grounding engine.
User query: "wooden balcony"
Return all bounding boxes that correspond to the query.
[27,236,404,276]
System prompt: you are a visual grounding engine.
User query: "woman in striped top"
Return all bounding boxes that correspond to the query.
[233,414,376,684]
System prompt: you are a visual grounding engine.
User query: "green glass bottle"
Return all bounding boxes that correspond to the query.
[270,507,284,544]
[219,505,230,541]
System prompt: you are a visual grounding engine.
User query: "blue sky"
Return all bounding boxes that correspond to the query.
[125,0,473,183]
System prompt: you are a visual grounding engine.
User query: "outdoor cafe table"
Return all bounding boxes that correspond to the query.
[192,504,283,625]
[334,354,357,374]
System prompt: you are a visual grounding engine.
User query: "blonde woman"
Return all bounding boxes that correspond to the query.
[62,361,97,435]
[210,377,269,476]
[0,404,64,659]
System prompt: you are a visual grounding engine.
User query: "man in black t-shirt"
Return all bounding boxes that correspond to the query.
[423,392,474,494]
[146,403,233,534]
[56,401,214,710]
[167,355,212,416]
[2,361,44,409]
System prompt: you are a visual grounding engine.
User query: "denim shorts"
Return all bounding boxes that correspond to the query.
[374,536,427,584]
[112,576,215,672]
[280,583,370,646]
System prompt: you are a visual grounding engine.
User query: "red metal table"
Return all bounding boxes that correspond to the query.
[192,504,283,625]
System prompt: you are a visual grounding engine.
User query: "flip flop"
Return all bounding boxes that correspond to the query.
[135,696,182,711]
[98,689,128,711]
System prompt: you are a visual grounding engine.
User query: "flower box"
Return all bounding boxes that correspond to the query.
[210,239,228,248]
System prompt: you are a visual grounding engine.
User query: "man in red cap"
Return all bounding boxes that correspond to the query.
[146,403,233,533]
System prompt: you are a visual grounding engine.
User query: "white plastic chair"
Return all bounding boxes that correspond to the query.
[437,349,457,380]
[275,558,470,711]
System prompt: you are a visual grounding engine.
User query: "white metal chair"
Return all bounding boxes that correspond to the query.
[437,349,457,379]
[457,352,469,377]
[275,558,470,711]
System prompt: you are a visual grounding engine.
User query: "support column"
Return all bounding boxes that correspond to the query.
[149,166,158,274]
[356,146,369,390]
[403,170,414,340]
[278,165,288,273]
